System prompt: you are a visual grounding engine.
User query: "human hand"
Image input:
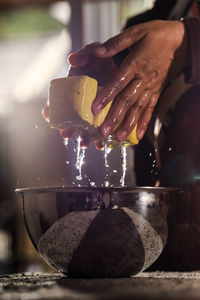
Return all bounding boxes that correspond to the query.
[42,103,98,149]
[91,20,188,142]
[68,42,118,85]
[53,42,117,150]
[42,44,116,150]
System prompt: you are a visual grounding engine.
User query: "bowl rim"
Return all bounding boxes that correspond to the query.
[15,185,178,194]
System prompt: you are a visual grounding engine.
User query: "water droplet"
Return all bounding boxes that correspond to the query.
[63,138,69,147]
[35,125,38,130]
[168,147,172,151]
[66,161,70,165]
[149,152,152,157]
[76,175,82,181]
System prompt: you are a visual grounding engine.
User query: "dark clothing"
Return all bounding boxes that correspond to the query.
[156,16,200,270]
[156,15,200,270]
[118,3,200,271]
[183,17,200,84]
[157,85,200,271]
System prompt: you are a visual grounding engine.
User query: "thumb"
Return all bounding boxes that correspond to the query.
[68,50,89,68]
[68,42,101,68]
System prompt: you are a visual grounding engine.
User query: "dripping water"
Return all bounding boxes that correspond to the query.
[75,136,86,181]
[120,144,127,187]
[104,142,112,187]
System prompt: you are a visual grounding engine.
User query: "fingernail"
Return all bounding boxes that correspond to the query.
[60,128,72,139]
[116,130,128,142]
[138,129,145,140]
[94,140,104,151]
[93,103,103,115]
[96,46,106,55]
[67,53,75,63]
[80,141,90,149]
[42,106,49,122]
[102,126,111,137]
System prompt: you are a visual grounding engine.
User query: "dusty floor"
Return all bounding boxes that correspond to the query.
[1,272,200,299]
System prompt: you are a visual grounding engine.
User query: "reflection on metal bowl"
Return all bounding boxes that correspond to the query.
[16,186,175,278]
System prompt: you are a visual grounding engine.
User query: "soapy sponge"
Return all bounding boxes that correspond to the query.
[48,75,138,145]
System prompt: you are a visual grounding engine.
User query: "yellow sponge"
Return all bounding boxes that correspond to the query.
[48,76,138,146]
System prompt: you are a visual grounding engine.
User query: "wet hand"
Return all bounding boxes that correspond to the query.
[68,42,117,85]
[92,20,187,142]
[55,42,117,150]
[42,104,93,149]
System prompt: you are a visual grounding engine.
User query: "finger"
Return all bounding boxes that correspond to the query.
[99,78,145,138]
[60,128,73,139]
[95,24,146,57]
[115,90,153,142]
[68,66,83,76]
[42,105,49,122]
[80,136,90,149]
[92,56,145,115]
[68,50,89,68]
[71,131,90,149]
[137,93,159,140]
[68,43,101,68]
[93,140,104,151]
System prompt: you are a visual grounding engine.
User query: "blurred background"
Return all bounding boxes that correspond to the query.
[0,0,199,275]
[0,0,155,274]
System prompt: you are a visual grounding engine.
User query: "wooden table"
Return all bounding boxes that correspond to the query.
[1,272,200,299]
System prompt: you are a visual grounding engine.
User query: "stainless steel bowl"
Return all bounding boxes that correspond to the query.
[16,186,175,278]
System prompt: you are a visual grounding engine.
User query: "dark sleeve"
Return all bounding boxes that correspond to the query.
[182,17,200,85]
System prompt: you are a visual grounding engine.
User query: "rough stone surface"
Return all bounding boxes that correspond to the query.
[1,272,200,299]
[38,208,167,277]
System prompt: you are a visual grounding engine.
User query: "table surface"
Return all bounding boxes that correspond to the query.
[1,272,200,300]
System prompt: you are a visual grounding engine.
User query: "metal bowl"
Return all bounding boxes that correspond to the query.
[16,186,175,278]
